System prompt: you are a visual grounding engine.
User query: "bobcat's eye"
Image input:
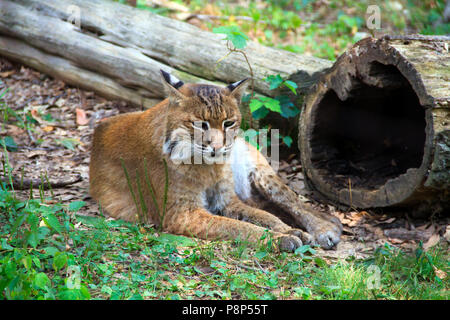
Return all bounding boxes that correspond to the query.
[192,121,209,131]
[223,120,236,129]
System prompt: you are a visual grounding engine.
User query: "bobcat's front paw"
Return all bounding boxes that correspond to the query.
[285,228,315,245]
[276,234,303,252]
[308,216,342,250]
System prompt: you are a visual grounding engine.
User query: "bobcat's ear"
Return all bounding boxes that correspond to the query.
[160,70,186,103]
[226,78,250,104]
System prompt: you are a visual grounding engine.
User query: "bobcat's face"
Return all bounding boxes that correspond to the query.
[161,71,249,164]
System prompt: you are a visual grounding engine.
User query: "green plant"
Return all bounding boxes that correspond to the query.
[214,26,300,148]
[121,158,168,229]
[1,169,448,300]
[213,26,249,49]
[0,136,18,152]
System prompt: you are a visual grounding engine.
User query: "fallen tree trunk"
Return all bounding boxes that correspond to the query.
[0,36,162,108]
[0,0,221,99]
[299,36,450,210]
[0,0,332,110]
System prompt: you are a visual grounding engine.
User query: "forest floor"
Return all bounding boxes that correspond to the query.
[2,58,448,259]
[0,59,450,298]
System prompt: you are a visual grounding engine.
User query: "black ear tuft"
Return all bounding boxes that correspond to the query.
[227,78,249,92]
[160,69,184,89]
[226,78,250,104]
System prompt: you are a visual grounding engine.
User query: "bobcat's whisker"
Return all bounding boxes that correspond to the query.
[193,144,208,152]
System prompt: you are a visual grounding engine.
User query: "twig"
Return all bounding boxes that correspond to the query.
[1,173,82,190]
[17,146,66,151]
[26,128,36,143]
[253,259,269,274]
[226,40,255,128]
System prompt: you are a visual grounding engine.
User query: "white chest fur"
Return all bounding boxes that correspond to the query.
[230,138,255,201]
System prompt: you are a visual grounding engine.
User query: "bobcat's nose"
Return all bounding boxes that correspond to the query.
[210,143,223,157]
[207,128,224,157]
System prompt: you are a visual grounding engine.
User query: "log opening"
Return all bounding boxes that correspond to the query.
[300,37,450,209]
[310,62,426,190]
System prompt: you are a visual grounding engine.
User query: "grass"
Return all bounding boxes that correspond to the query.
[0,180,448,300]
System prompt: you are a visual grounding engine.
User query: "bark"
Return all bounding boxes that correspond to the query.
[299,36,450,210]
[0,36,162,109]
[0,0,332,102]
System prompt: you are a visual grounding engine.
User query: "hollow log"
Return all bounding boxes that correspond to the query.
[0,0,332,104]
[299,36,450,210]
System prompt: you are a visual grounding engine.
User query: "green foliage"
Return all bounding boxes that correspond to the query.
[282,135,293,148]
[249,96,281,115]
[213,26,300,149]
[1,85,37,141]
[213,26,249,49]
[247,74,300,147]
[1,177,448,299]
[0,194,91,299]
[55,138,80,151]
[0,136,18,152]
[262,75,300,118]
[68,201,86,212]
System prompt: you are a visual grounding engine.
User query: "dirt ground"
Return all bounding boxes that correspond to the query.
[1,57,448,259]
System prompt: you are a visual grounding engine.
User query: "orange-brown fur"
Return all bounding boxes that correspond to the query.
[89,72,342,251]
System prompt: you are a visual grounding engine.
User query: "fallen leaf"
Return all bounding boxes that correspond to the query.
[55,98,66,107]
[0,70,15,78]
[30,108,40,119]
[416,223,431,231]
[149,0,189,12]
[5,124,25,136]
[75,108,89,125]
[26,150,47,158]
[39,220,48,228]
[377,217,396,224]
[433,266,447,280]
[424,233,440,251]
[343,211,366,227]
[444,226,450,242]
[388,238,405,244]
[42,126,54,132]
[175,12,191,20]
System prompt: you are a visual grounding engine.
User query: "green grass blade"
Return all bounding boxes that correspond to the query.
[143,157,160,218]
[135,168,147,224]
[160,159,169,231]
[120,158,141,220]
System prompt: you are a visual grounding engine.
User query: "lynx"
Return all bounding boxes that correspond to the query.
[89,70,342,251]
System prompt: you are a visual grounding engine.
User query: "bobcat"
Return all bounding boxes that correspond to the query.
[89,70,342,251]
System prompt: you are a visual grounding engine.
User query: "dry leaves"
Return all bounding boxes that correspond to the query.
[423,233,441,251]
[75,108,90,125]
[0,70,15,78]
[433,266,447,280]
[335,211,369,227]
[444,225,450,242]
